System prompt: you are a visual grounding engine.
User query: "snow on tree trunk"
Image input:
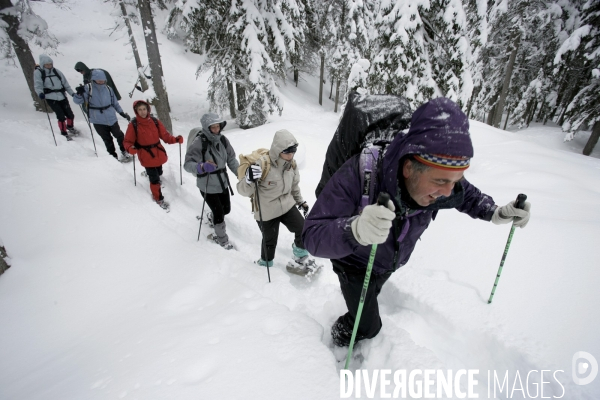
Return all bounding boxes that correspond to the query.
[0,0,42,111]
[137,0,172,132]
[493,35,520,128]
[120,0,148,92]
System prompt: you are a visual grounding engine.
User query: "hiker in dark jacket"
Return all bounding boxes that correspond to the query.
[74,61,121,100]
[184,113,239,250]
[302,97,532,347]
[73,70,132,162]
[33,54,76,139]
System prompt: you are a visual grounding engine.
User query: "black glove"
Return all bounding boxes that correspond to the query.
[38,93,45,100]
[75,85,85,95]
[297,202,309,217]
[120,112,131,122]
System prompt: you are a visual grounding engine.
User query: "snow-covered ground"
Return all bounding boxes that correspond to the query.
[1,1,599,399]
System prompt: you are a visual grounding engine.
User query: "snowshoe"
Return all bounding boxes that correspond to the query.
[156,199,170,212]
[67,127,80,136]
[61,132,73,141]
[286,256,323,277]
[207,233,234,250]
[119,151,133,163]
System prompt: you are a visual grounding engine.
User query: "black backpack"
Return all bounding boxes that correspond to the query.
[315,92,413,199]
[35,65,65,94]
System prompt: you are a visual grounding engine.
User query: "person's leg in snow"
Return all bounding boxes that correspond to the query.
[201,190,233,250]
[93,123,118,158]
[46,98,69,138]
[256,216,280,264]
[331,262,392,347]
[107,122,131,162]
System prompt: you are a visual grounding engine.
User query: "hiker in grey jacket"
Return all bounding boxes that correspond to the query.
[33,54,76,139]
[236,129,311,269]
[73,70,132,162]
[184,113,239,250]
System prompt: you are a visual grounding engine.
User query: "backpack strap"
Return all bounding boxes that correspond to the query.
[358,144,384,212]
[131,118,166,158]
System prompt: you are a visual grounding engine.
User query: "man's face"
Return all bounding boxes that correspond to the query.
[402,160,464,206]
[209,124,220,134]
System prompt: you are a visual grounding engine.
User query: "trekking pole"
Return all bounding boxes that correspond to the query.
[345,192,390,369]
[197,177,210,241]
[78,104,98,157]
[255,180,271,283]
[179,143,183,185]
[43,100,57,146]
[487,193,527,304]
[133,154,136,186]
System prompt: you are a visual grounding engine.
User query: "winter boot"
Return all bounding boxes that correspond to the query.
[207,221,233,250]
[120,151,133,163]
[150,183,162,202]
[255,258,274,267]
[331,316,354,347]
[292,243,310,263]
[287,243,322,276]
[66,118,74,130]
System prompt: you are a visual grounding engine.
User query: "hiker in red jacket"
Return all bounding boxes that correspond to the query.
[123,100,183,211]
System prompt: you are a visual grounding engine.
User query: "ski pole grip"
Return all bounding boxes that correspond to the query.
[514,194,527,210]
[377,192,391,207]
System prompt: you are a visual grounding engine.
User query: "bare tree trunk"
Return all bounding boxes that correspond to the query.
[0,0,42,111]
[329,78,334,100]
[294,68,299,87]
[227,78,236,118]
[493,35,520,128]
[503,108,511,130]
[319,52,324,106]
[334,79,340,113]
[486,104,496,125]
[120,0,148,92]
[137,0,172,131]
[236,83,246,111]
[583,121,600,156]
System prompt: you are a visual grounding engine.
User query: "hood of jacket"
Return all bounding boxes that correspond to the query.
[380,97,473,207]
[74,61,91,75]
[39,54,53,66]
[200,113,227,144]
[133,100,152,118]
[269,129,298,163]
[91,69,107,81]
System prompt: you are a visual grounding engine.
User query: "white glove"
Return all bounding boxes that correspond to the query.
[491,201,531,228]
[245,164,262,184]
[351,201,396,246]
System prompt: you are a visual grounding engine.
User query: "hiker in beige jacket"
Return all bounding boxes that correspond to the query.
[237,129,311,269]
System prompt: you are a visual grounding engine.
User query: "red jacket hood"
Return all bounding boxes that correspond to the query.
[133,100,152,118]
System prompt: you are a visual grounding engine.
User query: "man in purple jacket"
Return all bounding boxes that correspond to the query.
[302,97,531,347]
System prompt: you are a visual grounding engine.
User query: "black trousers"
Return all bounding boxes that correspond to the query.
[200,190,231,225]
[332,261,393,346]
[145,166,163,184]
[93,122,126,157]
[46,98,74,122]
[256,206,305,261]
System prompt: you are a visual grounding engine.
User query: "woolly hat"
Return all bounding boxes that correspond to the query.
[408,97,473,170]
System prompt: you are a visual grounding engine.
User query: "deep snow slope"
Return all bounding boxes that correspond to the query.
[1,1,599,399]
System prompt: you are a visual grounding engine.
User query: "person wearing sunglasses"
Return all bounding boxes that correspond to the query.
[237,129,312,273]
